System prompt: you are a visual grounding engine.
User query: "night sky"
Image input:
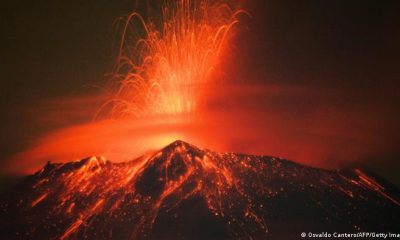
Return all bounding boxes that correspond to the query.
[1,0,399,186]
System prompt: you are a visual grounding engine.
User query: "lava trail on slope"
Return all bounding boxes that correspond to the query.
[0,140,399,239]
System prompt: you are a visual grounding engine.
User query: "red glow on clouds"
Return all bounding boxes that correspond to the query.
[3,84,396,175]
[1,0,397,176]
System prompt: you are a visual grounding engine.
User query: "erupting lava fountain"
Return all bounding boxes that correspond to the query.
[1,1,399,240]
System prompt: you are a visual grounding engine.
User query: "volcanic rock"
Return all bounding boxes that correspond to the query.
[0,140,399,239]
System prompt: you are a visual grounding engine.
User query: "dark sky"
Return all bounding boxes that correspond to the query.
[0,0,399,184]
[0,0,132,160]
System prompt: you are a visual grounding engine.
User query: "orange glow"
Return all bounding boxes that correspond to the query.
[2,0,248,175]
[98,0,244,117]
[355,169,400,205]
[22,141,398,239]
[27,141,270,238]
[31,192,49,207]
[2,1,396,178]
[1,1,399,238]
[3,95,393,175]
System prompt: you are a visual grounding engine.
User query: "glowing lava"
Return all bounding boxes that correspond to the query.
[3,0,396,183]
[1,141,399,239]
[99,0,244,117]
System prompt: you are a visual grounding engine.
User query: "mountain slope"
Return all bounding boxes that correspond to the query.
[1,140,399,239]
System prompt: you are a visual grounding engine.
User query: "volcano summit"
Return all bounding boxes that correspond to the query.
[1,140,399,239]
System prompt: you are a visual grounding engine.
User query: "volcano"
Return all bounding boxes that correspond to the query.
[1,140,399,239]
